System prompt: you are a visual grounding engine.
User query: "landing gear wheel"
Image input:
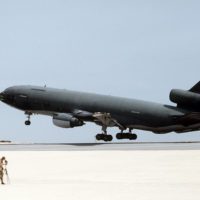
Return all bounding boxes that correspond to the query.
[124,133,130,139]
[25,120,31,126]
[96,134,113,142]
[104,135,113,142]
[116,133,123,139]
[96,134,103,141]
[116,132,137,140]
[103,135,109,142]
[129,134,137,140]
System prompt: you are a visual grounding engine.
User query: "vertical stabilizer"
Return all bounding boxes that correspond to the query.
[189,81,200,93]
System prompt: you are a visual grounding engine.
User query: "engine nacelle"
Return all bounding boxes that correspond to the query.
[170,89,200,108]
[53,113,84,128]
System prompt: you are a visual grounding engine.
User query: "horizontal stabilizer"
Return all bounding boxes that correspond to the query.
[189,81,200,93]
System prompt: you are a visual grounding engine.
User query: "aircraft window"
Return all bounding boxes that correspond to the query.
[31,88,46,92]
[19,94,27,98]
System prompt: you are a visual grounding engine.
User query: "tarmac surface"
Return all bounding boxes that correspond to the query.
[1,142,200,151]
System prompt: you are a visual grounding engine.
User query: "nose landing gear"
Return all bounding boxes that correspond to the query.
[25,112,32,126]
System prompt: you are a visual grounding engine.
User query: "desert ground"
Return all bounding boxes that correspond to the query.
[1,147,200,200]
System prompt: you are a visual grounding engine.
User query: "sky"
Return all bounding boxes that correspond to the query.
[0,0,200,143]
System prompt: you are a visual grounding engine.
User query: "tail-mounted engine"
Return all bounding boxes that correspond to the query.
[53,113,84,128]
[170,89,200,108]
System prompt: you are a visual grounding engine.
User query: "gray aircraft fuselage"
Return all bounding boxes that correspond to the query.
[0,82,200,141]
[1,84,199,139]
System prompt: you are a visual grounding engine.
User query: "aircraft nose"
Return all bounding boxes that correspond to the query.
[0,87,15,103]
[0,92,5,101]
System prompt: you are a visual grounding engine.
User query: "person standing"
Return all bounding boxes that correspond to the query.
[0,157,7,185]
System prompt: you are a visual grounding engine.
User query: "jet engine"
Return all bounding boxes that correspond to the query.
[170,89,200,108]
[53,113,84,128]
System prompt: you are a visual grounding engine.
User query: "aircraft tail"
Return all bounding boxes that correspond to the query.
[189,81,200,93]
[170,81,200,108]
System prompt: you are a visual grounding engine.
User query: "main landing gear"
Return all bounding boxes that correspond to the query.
[96,127,138,142]
[96,134,113,142]
[96,125,113,142]
[25,112,32,126]
[116,128,137,141]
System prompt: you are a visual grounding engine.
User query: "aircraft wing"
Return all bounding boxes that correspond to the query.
[73,109,94,120]
[73,110,124,129]
[93,112,124,129]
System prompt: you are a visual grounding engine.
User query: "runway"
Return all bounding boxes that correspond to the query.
[1,142,200,151]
